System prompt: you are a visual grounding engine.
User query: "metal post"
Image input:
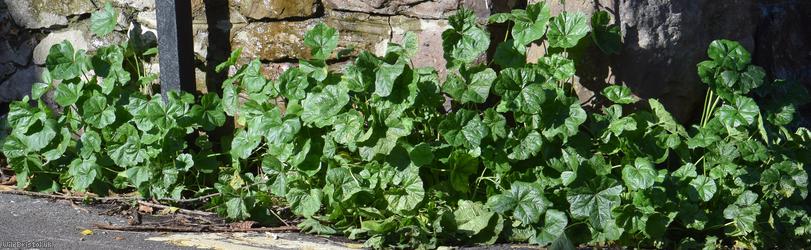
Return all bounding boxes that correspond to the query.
[156,0,196,97]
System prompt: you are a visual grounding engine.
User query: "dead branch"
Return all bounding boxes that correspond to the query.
[93,223,299,233]
[137,200,216,217]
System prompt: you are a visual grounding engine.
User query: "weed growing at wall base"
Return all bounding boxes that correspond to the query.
[2,2,811,249]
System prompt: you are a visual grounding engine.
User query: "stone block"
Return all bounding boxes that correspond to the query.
[234,0,319,20]
[231,20,316,62]
[113,0,155,11]
[324,0,457,19]
[33,29,90,65]
[4,0,94,29]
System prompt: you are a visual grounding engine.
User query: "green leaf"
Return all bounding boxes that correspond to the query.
[697,60,718,85]
[549,232,576,250]
[493,41,527,68]
[197,93,226,131]
[215,48,242,73]
[723,191,760,236]
[374,61,405,97]
[31,83,50,100]
[737,140,767,162]
[483,108,507,140]
[79,130,102,158]
[20,122,58,153]
[175,153,194,171]
[707,39,750,70]
[286,188,322,217]
[90,2,118,37]
[47,41,89,80]
[409,143,434,167]
[761,161,808,198]
[516,84,546,114]
[567,178,623,229]
[488,13,512,23]
[462,67,496,104]
[331,110,363,145]
[108,135,148,167]
[621,158,657,190]
[537,55,575,81]
[142,95,180,130]
[547,12,590,49]
[686,128,721,149]
[454,200,496,238]
[325,167,362,202]
[719,70,739,89]
[602,85,636,104]
[511,2,551,45]
[738,65,765,94]
[449,150,479,193]
[486,194,514,215]
[43,128,71,161]
[230,129,261,160]
[301,84,349,127]
[689,175,717,202]
[81,94,116,129]
[439,110,488,150]
[443,9,490,68]
[143,47,158,56]
[672,163,697,180]
[487,181,549,225]
[304,23,339,60]
[716,96,759,129]
[385,166,425,214]
[590,10,621,54]
[508,131,543,160]
[225,197,250,219]
[123,166,152,188]
[54,81,84,107]
[67,157,99,192]
[222,82,239,116]
[401,31,419,58]
[242,59,267,93]
[542,102,587,140]
[644,213,670,239]
[649,99,687,136]
[608,116,637,136]
[534,209,568,246]
[279,68,310,100]
[298,218,337,235]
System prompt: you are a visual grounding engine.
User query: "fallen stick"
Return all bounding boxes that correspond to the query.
[0,189,218,218]
[94,223,209,232]
[93,223,299,233]
[159,192,221,203]
[137,200,216,217]
[0,189,132,201]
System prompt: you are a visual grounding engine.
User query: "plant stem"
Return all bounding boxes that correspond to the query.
[700,88,712,126]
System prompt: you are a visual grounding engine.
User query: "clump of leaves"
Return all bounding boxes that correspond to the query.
[1,5,226,201]
[2,2,811,249]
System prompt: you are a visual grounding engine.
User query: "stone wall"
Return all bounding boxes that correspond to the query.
[528,0,811,123]
[0,0,809,123]
[0,0,509,103]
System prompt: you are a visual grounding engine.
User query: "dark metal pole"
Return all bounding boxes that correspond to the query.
[156,0,196,97]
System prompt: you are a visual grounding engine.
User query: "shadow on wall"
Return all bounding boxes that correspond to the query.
[202,0,234,151]
[203,0,231,94]
[0,2,38,116]
[754,0,811,125]
[554,0,810,125]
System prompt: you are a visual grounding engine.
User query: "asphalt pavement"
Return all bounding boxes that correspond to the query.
[0,193,355,250]
[0,193,192,250]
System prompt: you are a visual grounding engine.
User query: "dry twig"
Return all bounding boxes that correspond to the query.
[94,223,299,233]
[136,200,216,217]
